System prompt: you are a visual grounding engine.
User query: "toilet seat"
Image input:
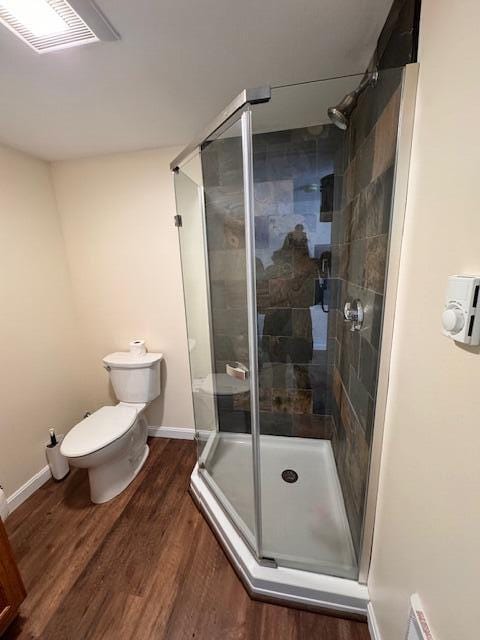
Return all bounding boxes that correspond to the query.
[61,405,138,458]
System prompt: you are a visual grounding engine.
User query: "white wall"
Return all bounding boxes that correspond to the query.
[51,148,194,430]
[368,1,480,638]
[0,145,88,496]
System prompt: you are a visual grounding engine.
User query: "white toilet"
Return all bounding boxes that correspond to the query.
[61,350,163,504]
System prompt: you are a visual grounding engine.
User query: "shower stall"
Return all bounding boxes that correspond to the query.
[172,65,417,615]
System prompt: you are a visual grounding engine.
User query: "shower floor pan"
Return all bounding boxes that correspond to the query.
[190,433,368,616]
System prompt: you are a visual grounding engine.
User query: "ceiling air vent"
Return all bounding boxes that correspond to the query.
[0,0,119,53]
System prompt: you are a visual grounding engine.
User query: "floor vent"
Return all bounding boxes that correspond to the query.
[406,594,435,640]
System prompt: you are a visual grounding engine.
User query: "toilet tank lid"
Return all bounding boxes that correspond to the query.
[103,352,163,369]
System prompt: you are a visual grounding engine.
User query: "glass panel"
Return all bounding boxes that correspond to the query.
[175,113,258,550]
[174,156,217,461]
[251,68,404,578]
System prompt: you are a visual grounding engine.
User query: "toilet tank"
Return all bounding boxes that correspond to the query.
[102,352,163,403]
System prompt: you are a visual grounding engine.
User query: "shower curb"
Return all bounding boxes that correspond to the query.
[190,464,369,619]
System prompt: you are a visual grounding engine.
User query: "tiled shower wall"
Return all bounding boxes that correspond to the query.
[253,127,342,439]
[328,68,403,555]
[201,125,342,438]
[201,134,251,433]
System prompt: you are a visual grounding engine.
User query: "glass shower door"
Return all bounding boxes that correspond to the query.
[174,111,260,554]
[174,158,217,460]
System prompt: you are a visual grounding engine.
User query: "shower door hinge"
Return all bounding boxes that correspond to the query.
[174,214,183,227]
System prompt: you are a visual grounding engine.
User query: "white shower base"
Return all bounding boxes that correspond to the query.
[192,433,368,616]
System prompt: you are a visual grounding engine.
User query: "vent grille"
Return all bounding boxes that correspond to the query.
[0,0,102,52]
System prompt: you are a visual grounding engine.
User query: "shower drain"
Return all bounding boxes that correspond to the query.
[281,469,298,483]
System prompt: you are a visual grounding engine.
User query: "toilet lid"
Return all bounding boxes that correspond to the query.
[61,405,138,458]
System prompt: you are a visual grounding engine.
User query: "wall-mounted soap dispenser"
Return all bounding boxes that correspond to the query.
[442,275,480,345]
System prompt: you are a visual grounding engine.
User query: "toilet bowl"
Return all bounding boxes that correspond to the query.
[61,350,163,504]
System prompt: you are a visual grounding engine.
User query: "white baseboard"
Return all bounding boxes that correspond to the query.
[367,602,382,640]
[7,465,52,515]
[148,426,195,440]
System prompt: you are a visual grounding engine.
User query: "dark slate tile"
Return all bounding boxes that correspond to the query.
[332,243,348,280]
[377,0,416,68]
[272,387,292,413]
[214,308,248,336]
[291,389,313,414]
[347,85,378,160]
[365,165,394,238]
[327,338,337,368]
[327,278,342,311]
[260,387,272,412]
[216,393,233,411]
[310,349,329,367]
[347,239,366,287]
[292,364,327,391]
[232,391,250,412]
[259,411,293,436]
[268,336,314,364]
[347,193,367,242]
[292,308,312,337]
[372,87,401,182]
[365,234,388,293]
[292,414,334,439]
[339,321,360,385]
[353,130,374,195]
[348,365,370,431]
[312,388,328,415]
[371,293,384,349]
[271,363,294,388]
[332,366,343,408]
[218,409,251,434]
[263,308,292,337]
[330,207,344,245]
[359,337,378,396]
[365,395,376,447]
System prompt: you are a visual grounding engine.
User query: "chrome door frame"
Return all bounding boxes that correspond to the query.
[172,89,272,562]
[170,86,271,172]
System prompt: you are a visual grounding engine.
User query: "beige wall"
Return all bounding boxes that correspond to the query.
[0,145,88,496]
[368,1,480,638]
[51,148,194,430]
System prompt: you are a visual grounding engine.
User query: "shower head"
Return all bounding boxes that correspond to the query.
[328,69,378,130]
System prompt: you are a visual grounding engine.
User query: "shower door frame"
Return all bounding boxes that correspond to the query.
[172,63,419,589]
[172,87,271,564]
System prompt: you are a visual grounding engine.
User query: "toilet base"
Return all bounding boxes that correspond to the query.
[89,444,149,504]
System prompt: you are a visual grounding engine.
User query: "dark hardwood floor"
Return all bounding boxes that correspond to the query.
[3,438,370,639]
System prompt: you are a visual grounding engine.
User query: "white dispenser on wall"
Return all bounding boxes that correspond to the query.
[442,275,480,345]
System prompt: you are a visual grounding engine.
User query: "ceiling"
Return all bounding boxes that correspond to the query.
[0,0,393,161]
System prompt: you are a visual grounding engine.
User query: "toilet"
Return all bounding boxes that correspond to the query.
[61,350,163,504]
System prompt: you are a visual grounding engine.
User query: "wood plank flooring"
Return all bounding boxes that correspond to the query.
[3,438,370,640]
